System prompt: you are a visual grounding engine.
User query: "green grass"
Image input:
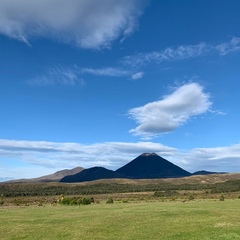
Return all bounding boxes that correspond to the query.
[0,200,240,240]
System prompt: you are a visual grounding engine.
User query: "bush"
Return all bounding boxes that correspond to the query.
[106,197,114,204]
[0,194,4,206]
[81,197,93,205]
[59,196,93,206]
[219,195,225,201]
[59,197,73,205]
[154,190,179,198]
[0,199,4,206]
[188,193,195,201]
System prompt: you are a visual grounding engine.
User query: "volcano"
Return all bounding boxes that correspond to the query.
[115,153,191,179]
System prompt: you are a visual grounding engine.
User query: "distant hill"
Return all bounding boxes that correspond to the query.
[115,153,191,179]
[192,170,227,176]
[0,177,14,182]
[34,167,84,182]
[7,167,84,183]
[60,167,123,183]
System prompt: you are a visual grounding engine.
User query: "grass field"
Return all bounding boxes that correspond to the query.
[1,200,240,240]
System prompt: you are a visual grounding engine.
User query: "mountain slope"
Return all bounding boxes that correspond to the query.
[34,167,84,182]
[115,153,191,179]
[60,167,123,183]
[7,167,84,183]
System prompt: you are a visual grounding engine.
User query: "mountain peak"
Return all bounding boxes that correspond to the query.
[140,153,158,157]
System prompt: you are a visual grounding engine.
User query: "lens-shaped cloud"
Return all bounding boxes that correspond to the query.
[128,83,212,138]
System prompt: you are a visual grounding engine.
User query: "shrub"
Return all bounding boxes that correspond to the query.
[106,197,114,204]
[59,196,93,206]
[154,190,179,198]
[59,197,73,205]
[219,194,225,201]
[81,197,92,205]
[188,194,195,201]
[0,194,4,206]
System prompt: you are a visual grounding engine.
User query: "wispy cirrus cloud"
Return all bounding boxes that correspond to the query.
[0,0,146,49]
[215,37,240,55]
[81,67,130,77]
[29,66,144,86]
[131,71,144,80]
[81,67,144,80]
[28,67,84,86]
[128,83,212,139]
[27,37,240,87]
[124,43,208,66]
[123,37,240,66]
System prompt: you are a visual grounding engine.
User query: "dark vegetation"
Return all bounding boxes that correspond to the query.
[58,196,94,205]
[1,179,240,198]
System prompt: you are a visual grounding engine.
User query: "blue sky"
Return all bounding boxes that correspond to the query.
[1,0,240,180]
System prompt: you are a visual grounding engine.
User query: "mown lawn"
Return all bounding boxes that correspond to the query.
[0,200,240,240]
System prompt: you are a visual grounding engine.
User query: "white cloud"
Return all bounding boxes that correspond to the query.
[131,71,144,80]
[1,139,240,178]
[0,0,146,49]
[0,139,176,178]
[177,144,240,173]
[128,83,212,138]
[28,67,84,86]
